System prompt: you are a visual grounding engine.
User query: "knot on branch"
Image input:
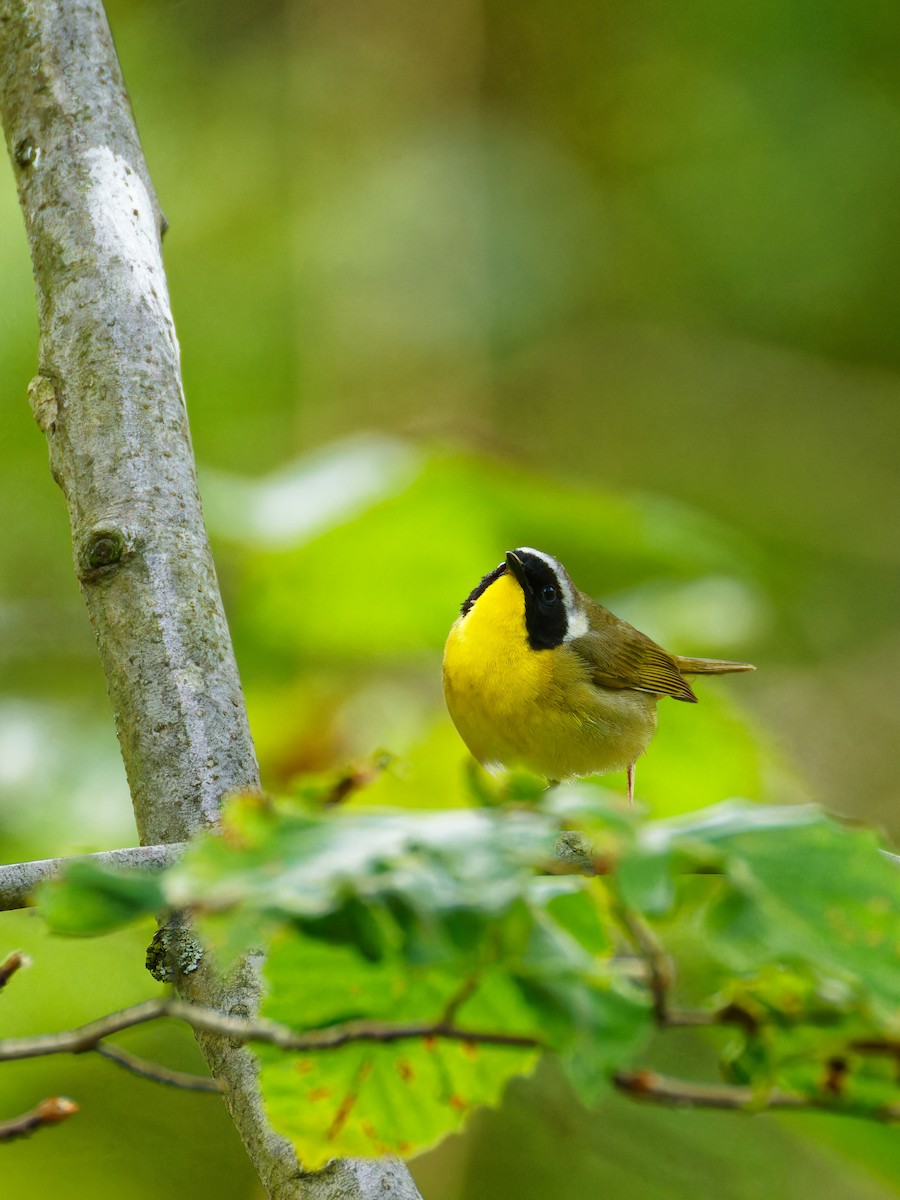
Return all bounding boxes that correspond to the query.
[146,919,204,984]
[27,373,59,433]
[14,135,40,169]
[77,522,132,580]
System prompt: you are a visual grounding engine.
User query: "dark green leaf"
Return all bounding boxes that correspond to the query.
[39,861,164,936]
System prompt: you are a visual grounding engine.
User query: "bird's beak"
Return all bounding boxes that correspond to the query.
[505,550,528,591]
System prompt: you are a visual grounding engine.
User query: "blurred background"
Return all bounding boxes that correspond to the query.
[2,0,900,1195]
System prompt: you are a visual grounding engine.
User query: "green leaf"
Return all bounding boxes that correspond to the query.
[636,802,900,1013]
[617,800,900,1105]
[162,794,658,1163]
[257,933,541,1168]
[616,848,679,916]
[165,795,565,963]
[39,861,164,936]
[553,981,653,1107]
[37,785,900,1156]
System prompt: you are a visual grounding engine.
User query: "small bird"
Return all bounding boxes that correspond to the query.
[443,548,755,802]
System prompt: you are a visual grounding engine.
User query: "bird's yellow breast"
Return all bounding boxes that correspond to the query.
[442,571,657,780]
[443,572,553,728]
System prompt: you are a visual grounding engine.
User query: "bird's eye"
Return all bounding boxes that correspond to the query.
[541,584,557,603]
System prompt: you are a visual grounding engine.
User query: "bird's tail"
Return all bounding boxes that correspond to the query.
[675,656,756,675]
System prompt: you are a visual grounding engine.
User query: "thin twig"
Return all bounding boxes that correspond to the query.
[612,897,673,1023]
[320,754,393,808]
[0,997,167,1060]
[659,1008,721,1029]
[0,1097,79,1142]
[850,1039,900,1059]
[613,1069,900,1122]
[94,1042,223,1092]
[611,895,724,1029]
[439,976,480,1026]
[615,1069,807,1111]
[0,995,542,1067]
[168,999,542,1053]
[0,950,30,990]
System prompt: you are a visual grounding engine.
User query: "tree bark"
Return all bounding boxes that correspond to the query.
[0,844,183,910]
[0,2,422,1196]
[0,0,256,842]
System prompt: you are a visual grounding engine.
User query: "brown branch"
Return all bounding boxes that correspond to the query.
[249,1018,540,1054]
[662,1012,724,1032]
[610,894,731,1030]
[615,1069,807,1112]
[320,754,393,808]
[849,1038,900,1060]
[0,950,30,990]
[612,897,674,1023]
[0,997,167,1060]
[614,1069,900,1123]
[439,976,480,1026]
[0,1097,79,1142]
[94,1042,223,1093]
[166,999,541,1054]
[0,995,542,1066]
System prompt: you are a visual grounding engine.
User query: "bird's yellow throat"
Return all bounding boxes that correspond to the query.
[443,570,553,721]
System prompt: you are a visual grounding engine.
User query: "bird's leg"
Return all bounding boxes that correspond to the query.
[626,762,635,806]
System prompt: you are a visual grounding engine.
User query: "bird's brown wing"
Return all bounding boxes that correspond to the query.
[569,607,698,703]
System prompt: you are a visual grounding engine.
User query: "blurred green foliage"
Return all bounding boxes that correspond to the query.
[2,0,900,1196]
[36,789,900,1169]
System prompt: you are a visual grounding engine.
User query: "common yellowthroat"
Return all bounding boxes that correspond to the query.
[443,549,755,802]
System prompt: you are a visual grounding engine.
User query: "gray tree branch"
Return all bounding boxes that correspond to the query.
[0,2,256,843]
[0,2,422,1196]
[0,844,184,910]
